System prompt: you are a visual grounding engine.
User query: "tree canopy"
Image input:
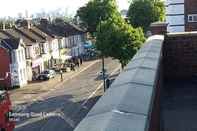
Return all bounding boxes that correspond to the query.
[96,15,145,68]
[127,0,165,32]
[77,0,145,68]
[76,0,119,34]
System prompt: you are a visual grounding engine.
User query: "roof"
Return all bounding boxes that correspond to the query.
[150,22,168,27]
[4,29,35,45]
[0,31,9,39]
[167,31,197,37]
[30,26,53,41]
[0,38,21,50]
[17,27,46,43]
[38,21,86,38]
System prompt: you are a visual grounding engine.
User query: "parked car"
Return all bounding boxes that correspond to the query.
[50,67,61,73]
[37,69,56,81]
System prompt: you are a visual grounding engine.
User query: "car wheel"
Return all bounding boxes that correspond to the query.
[40,76,44,80]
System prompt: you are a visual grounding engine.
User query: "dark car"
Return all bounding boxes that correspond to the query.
[37,70,56,81]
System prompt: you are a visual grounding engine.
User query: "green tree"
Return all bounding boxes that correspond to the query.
[76,0,118,35]
[127,0,165,32]
[96,15,145,68]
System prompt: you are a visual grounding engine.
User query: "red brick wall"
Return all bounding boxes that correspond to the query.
[150,26,167,35]
[163,33,197,79]
[149,63,163,131]
[185,0,197,31]
[0,47,11,88]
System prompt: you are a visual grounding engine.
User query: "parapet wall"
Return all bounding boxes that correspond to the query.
[74,36,164,131]
[164,32,197,79]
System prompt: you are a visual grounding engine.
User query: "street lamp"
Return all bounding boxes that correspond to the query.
[99,0,106,92]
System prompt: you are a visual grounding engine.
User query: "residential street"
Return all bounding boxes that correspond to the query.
[13,58,120,131]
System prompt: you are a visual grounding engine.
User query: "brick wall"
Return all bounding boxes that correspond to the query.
[150,23,167,35]
[163,33,197,79]
[185,0,197,31]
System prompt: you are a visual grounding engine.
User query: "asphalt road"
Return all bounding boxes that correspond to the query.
[14,58,120,131]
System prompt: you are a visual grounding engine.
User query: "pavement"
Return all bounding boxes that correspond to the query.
[12,57,121,131]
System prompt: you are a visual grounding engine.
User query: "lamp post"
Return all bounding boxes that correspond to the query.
[99,0,106,92]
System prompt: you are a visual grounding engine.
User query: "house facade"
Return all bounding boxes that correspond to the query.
[0,18,87,87]
[166,0,197,32]
[0,38,27,87]
[38,19,86,64]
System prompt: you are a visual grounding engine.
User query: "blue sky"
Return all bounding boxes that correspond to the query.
[0,0,130,18]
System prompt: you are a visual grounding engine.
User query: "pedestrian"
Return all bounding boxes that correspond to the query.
[71,63,75,71]
[106,78,110,89]
[60,70,63,82]
[80,56,83,65]
[76,58,80,67]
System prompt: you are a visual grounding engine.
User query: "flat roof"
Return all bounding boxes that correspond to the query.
[167,31,197,37]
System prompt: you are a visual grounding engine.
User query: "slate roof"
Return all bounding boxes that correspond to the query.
[0,38,21,50]
[37,22,86,38]
[3,28,35,45]
[30,26,53,41]
[17,27,46,43]
[0,31,9,39]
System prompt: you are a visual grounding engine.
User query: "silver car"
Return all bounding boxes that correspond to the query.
[37,69,56,80]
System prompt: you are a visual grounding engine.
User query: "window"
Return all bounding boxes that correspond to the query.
[188,14,197,22]
[25,48,30,59]
[12,51,16,63]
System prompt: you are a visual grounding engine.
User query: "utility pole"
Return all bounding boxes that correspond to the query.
[99,7,106,92]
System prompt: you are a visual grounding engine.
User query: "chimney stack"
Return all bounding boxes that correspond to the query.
[40,18,49,28]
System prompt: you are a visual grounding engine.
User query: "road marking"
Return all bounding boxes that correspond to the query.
[41,60,100,97]
[15,60,101,130]
[81,65,121,107]
[15,60,120,130]
[14,60,100,108]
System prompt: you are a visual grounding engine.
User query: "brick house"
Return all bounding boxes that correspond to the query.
[166,0,197,32]
[150,22,168,35]
[0,38,27,88]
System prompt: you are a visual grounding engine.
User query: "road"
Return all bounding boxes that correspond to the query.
[14,58,120,131]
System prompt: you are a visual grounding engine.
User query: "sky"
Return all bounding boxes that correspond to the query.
[0,0,130,18]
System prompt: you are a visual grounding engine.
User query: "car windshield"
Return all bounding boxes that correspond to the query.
[43,71,50,74]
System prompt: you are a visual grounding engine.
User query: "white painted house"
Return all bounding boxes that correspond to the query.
[1,38,28,87]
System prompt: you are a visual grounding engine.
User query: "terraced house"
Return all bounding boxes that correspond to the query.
[0,38,27,87]
[0,18,86,88]
[38,18,86,61]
